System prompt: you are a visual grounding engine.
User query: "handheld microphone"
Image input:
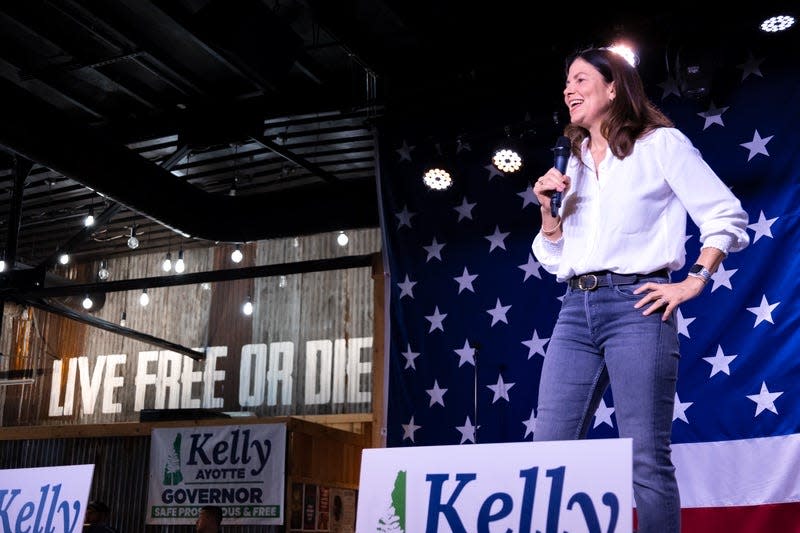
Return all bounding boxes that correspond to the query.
[550,136,570,217]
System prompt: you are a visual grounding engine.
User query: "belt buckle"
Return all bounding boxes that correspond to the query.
[577,274,598,291]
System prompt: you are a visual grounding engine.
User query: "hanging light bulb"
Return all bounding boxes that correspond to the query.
[201,282,211,291]
[82,295,93,310]
[174,250,185,273]
[231,245,243,263]
[242,296,253,316]
[119,310,127,327]
[162,252,172,272]
[337,231,349,246]
[98,259,110,280]
[139,288,149,306]
[279,275,287,288]
[0,259,5,272]
[127,226,139,249]
[84,209,95,227]
[59,254,69,265]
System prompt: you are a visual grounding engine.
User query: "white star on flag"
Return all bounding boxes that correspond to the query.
[747,382,783,416]
[710,263,737,292]
[676,308,696,338]
[396,140,415,162]
[658,76,681,100]
[423,237,446,262]
[487,374,515,403]
[454,267,478,294]
[454,340,476,367]
[453,197,476,221]
[522,329,549,359]
[673,392,693,423]
[402,416,421,442]
[424,306,447,332]
[426,380,447,407]
[522,408,537,440]
[517,187,538,208]
[401,343,421,370]
[703,345,738,377]
[397,274,417,299]
[485,225,509,252]
[593,399,615,428]
[518,254,542,281]
[740,130,773,161]
[737,52,765,81]
[747,210,778,243]
[747,295,779,327]
[395,205,416,228]
[456,416,477,444]
[697,102,729,130]
[484,163,503,180]
[487,299,511,326]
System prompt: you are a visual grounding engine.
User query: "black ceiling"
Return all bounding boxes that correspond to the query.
[0,0,797,271]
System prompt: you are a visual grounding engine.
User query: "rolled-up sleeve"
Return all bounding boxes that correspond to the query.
[531,232,564,276]
[658,129,750,255]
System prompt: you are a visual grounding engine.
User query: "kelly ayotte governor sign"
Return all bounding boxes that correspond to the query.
[0,464,94,533]
[146,423,286,525]
[356,439,632,533]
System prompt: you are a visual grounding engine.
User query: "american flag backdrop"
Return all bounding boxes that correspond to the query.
[377,47,800,532]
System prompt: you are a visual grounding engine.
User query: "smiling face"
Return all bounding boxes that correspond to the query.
[563,57,616,134]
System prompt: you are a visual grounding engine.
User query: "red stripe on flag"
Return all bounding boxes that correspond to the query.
[681,502,800,533]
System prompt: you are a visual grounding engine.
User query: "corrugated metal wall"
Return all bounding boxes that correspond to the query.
[0,228,380,426]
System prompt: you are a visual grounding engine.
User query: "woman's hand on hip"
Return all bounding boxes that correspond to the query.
[633,277,707,321]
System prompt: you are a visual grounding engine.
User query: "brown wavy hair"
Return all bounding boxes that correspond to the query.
[563,48,673,160]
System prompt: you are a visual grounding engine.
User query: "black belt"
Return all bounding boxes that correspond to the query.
[568,269,670,291]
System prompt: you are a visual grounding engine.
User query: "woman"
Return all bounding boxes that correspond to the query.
[531,47,749,532]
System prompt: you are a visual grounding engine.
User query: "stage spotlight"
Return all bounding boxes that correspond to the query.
[492,148,522,173]
[605,43,639,67]
[422,167,453,190]
[760,15,795,32]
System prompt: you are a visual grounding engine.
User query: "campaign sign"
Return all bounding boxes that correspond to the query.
[356,439,632,533]
[0,464,95,533]
[146,423,286,525]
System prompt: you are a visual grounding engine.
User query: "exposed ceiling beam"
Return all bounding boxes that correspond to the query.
[0,77,378,243]
[4,253,375,298]
[12,296,206,359]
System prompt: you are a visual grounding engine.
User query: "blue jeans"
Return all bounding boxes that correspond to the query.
[533,273,680,533]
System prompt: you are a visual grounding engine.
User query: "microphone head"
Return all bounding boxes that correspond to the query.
[554,135,571,152]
